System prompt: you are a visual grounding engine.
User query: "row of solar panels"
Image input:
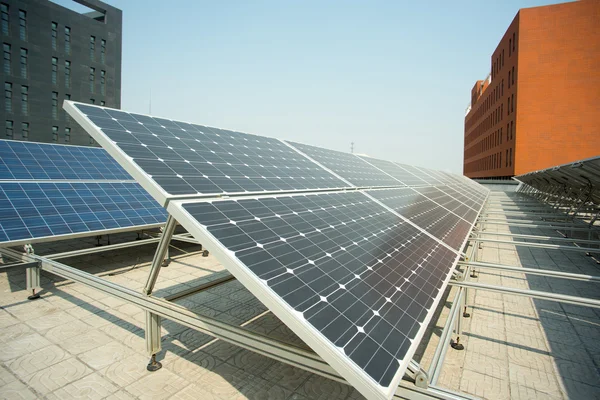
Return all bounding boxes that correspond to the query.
[0,140,167,245]
[66,101,489,400]
[515,156,600,205]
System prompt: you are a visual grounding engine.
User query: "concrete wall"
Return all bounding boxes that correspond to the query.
[1,0,122,146]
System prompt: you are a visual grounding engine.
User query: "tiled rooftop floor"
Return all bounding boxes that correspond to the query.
[0,191,599,399]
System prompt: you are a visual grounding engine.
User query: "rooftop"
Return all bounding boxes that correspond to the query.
[1,190,598,399]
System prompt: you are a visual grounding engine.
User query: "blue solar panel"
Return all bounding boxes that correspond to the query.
[0,140,131,181]
[0,182,166,243]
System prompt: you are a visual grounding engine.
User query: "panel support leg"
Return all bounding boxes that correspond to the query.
[143,215,177,296]
[451,290,465,351]
[145,311,162,371]
[24,244,40,300]
[26,263,41,300]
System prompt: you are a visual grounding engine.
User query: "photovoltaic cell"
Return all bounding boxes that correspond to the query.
[393,163,442,185]
[67,103,348,202]
[0,182,166,244]
[171,191,459,392]
[287,141,402,187]
[0,139,131,181]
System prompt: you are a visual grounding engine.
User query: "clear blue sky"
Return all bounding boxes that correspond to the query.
[57,0,569,173]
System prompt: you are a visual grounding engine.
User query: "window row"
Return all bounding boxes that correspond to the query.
[5,120,76,143]
[1,4,26,41]
[464,149,512,174]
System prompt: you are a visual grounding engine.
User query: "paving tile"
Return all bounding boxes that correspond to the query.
[508,363,564,398]
[296,374,351,400]
[228,348,276,376]
[101,353,149,387]
[0,322,32,343]
[103,390,136,400]
[0,380,38,400]
[197,362,255,398]
[47,372,118,399]
[125,367,187,400]
[24,310,76,332]
[79,341,135,370]
[0,309,19,328]
[165,350,218,382]
[7,344,69,379]
[170,383,223,400]
[44,319,91,345]
[261,361,312,392]
[0,332,53,362]
[23,357,92,395]
[61,329,113,355]
[0,365,16,386]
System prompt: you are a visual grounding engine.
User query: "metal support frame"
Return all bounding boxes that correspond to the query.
[473,237,599,253]
[457,260,600,282]
[473,231,599,245]
[0,246,477,400]
[143,215,177,296]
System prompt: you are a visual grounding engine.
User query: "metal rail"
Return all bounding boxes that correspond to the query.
[474,238,600,253]
[474,231,600,245]
[449,281,600,308]
[458,260,600,282]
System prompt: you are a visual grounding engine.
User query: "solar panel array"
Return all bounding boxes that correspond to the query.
[0,140,166,246]
[66,101,489,400]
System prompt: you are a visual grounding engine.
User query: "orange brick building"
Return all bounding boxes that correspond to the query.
[463,0,600,179]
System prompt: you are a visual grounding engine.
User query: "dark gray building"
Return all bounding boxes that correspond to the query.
[1,0,121,146]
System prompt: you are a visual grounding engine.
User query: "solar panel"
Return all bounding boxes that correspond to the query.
[286,141,402,187]
[65,103,349,205]
[167,191,461,399]
[0,139,131,181]
[357,156,429,187]
[0,181,166,245]
[65,101,489,400]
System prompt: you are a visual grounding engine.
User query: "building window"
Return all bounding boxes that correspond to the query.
[510,121,514,139]
[512,32,516,52]
[89,67,95,93]
[1,3,8,35]
[506,150,509,167]
[65,26,71,55]
[18,10,26,41]
[501,104,503,120]
[65,94,71,122]
[21,122,28,139]
[3,43,10,75]
[509,148,512,166]
[501,79,504,96]
[508,71,511,89]
[52,57,58,84]
[511,94,514,113]
[65,60,71,89]
[52,91,58,119]
[5,120,13,138]
[100,100,105,106]
[507,97,510,115]
[51,22,58,50]
[101,39,106,64]
[509,39,512,56]
[512,66,515,85]
[4,82,11,113]
[19,48,27,78]
[20,85,27,115]
[65,127,71,143]
[100,70,105,95]
[52,126,58,142]
[90,36,95,61]
[502,50,504,67]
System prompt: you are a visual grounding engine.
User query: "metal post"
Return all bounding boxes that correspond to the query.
[145,311,162,371]
[26,263,41,300]
[143,215,177,296]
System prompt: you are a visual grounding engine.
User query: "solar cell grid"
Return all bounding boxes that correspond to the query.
[68,103,348,202]
[357,156,428,187]
[393,163,441,185]
[0,181,166,243]
[287,141,402,188]
[0,139,131,181]
[366,188,468,250]
[173,191,459,391]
